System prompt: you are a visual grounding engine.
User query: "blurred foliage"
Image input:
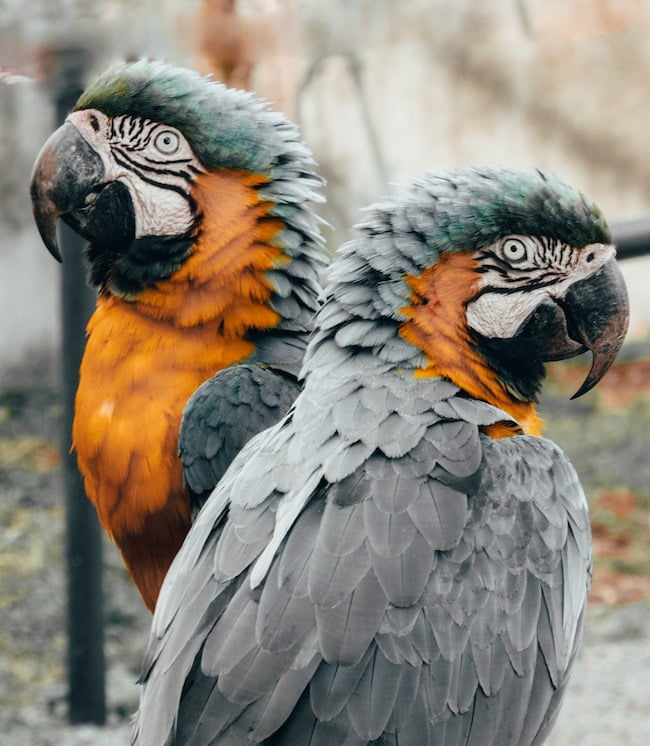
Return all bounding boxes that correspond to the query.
[541,349,650,603]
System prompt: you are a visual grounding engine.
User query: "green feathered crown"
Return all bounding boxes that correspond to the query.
[73,59,313,178]
[322,166,612,335]
[73,59,328,358]
[407,166,612,257]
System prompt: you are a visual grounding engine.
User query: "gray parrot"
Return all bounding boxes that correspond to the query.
[133,166,629,745]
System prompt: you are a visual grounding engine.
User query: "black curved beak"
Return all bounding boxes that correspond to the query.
[514,258,629,398]
[30,121,106,262]
[565,258,629,398]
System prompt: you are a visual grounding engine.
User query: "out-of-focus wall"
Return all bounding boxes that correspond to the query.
[1,0,649,383]
[294,0,650,335]
[0,75,58,383]
[0,0,195,384]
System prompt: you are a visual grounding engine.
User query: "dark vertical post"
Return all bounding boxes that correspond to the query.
[46,44,107,725]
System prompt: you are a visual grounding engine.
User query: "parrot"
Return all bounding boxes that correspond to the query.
[29,60,328,612]
[133,166,629,745]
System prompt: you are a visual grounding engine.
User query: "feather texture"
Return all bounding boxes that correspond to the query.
[134,167,610,744]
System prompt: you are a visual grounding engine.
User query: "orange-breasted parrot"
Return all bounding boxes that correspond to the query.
[133,167,629,745]
[29,60,328,611]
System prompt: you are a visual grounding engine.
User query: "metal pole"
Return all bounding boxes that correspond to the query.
[611,217,650,261]
[47,44,107,725]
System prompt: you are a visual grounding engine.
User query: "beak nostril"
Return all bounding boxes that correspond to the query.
[586,252,595,263]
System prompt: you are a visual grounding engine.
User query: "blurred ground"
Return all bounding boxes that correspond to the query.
[0,349,649,745]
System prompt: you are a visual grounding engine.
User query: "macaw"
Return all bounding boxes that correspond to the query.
[29,60,327,611]
[134,167,629,745]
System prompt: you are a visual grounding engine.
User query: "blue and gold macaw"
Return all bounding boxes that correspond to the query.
[133,167,629,744]
[30,61,328,611]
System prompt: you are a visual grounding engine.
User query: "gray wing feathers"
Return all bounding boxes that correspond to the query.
[180,364,301,506]
[135,379,590,745]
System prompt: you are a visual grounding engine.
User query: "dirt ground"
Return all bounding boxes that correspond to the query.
[1,353,649,745]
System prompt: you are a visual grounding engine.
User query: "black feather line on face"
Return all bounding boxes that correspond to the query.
[69,169,203,294]
[86,229,198,296]
[471,330,547,402]
[470,294,587,402]
[112,147,196,184]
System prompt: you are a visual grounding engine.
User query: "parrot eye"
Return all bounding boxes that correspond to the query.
[153,130,181,155]
[500,237,529,263]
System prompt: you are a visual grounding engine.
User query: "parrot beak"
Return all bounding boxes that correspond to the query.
[510,257,629,398]
[30,120,106,262]
[565,258,629,398]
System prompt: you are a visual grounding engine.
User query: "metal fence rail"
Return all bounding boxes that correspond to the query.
[612,217,650,260]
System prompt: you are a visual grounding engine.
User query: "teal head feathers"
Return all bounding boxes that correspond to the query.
[73,59,315,178]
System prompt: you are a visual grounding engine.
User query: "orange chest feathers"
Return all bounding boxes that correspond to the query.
[399,252,543,437]
[72,302,256,538]
[73,169,286,549]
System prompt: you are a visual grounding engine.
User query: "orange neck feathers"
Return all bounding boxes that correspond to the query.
[73,169,287,610]
[399,252,543,437]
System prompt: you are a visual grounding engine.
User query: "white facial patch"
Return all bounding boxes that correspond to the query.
[466,236,616,339]
[66,109,205,239]
[126,179,194,237]
[467,288,550,338]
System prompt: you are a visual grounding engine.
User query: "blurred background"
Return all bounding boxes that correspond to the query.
[1,1,649,744]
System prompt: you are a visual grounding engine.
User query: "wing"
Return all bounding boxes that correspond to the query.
[179,364,302,508]
[134,382,590,746]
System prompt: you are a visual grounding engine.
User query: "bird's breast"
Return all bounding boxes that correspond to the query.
[72,297,255,538]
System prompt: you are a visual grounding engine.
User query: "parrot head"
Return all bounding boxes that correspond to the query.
[30,59,324,297]
[320,167,629,408]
